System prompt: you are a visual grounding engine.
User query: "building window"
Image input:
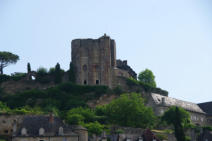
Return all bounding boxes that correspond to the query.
[96,80,99,85]
[40,140,45,141]
[4,130,8,134]
[21,128,27,135]
[39,128,45,136]
[84,80,87,85]
[59,127,64,135]
[83,65,87,71]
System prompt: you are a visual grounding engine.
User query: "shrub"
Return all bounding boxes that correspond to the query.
[11,72,26,81]
[36,67,51,83]
[0,74,10,83]
[66,114,84,125]
[84,121,104,135]
[156,133,168,140]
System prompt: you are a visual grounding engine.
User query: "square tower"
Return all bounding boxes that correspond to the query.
[71,34,116,88]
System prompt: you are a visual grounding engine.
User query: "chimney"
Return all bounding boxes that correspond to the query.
[49,113,54,123]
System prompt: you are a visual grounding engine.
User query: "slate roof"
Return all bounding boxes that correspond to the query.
[14,115,78,137]
[198,101,212,115]
[151,93,205,114]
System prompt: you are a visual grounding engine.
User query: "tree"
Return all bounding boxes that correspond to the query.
[105,93,156,128]
[84,121,104,135]
[66,107,96,123]
[27,62,31,73]
[162,106,191,141]
[54,63,62,84]
[138,69,156,87]
[69,62,76,83]
[66,113,84,125]
[0,51,19,74]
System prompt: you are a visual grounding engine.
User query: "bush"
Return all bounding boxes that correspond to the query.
[0,74,10,83]
[11,72,26,81]
[156,133,168,140]
[36,67,51,83]
[66,107,96,123]
[66,114,84,125]
[126,78,168,96]
[84,121,104,135]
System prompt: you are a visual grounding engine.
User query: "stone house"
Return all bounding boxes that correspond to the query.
[0,114,88,141]
[198,101,212,125]
[147,93,207,126]
[71,34,136,88]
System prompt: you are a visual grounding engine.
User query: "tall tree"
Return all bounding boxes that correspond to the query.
[54,63,62,84]
[0,52,19,74]
[138,69,156,87]
[69,62,76,83]
[27,62,31,73]
[162,106,191,141]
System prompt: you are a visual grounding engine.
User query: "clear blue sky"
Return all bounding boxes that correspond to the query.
[0,0,212,103]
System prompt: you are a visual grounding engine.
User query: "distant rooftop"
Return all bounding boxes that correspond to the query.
[151,93,205,114]
[198,101,212,115]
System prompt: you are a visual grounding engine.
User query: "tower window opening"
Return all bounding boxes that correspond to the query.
[96,80,99,85]
[84,80,87,85]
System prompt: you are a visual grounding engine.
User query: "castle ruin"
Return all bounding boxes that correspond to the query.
[71,34,136,88]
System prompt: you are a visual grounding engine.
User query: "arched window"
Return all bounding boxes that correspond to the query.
[21,128,27,135]
[59,127,64,135]
[39,128,45,136]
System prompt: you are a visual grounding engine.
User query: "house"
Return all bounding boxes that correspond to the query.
[147,93,207,125]
[11,115,88,141]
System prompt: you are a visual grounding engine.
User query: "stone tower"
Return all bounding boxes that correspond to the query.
[71,34,116,88]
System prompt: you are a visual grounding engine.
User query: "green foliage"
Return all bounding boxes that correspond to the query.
[48,67,55,75]
[54,63,62,84]
[138,69,156,88]
[126,77,168,96]
[66,107,96,123]
[84,121,104,135]
[0,74,10,83]
[66,113,84,125]
[11,72,26,81]
[0,83,109,112]
[162,106,191,141]
[36,67,50,83]
[0,101,44,115]
[0,51,19,74]
[203,126,212,131]
[155,133,168,140]
[112,86,123,95]
[69,62,76,83]
[27,62,31,73]
[105,93,156,128]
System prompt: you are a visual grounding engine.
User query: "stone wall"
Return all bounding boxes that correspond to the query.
[116,60,137,79]
[0,115,24,136]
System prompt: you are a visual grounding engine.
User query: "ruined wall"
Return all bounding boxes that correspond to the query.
[0,115,24,136]
[116,60,137,79]
[72,35,116,88]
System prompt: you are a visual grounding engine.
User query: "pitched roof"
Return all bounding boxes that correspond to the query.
[14,115,78,137]
[198,101,212,115]
[151,93,205,114]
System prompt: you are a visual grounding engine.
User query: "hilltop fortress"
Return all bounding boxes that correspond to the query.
[71,34,136,88]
